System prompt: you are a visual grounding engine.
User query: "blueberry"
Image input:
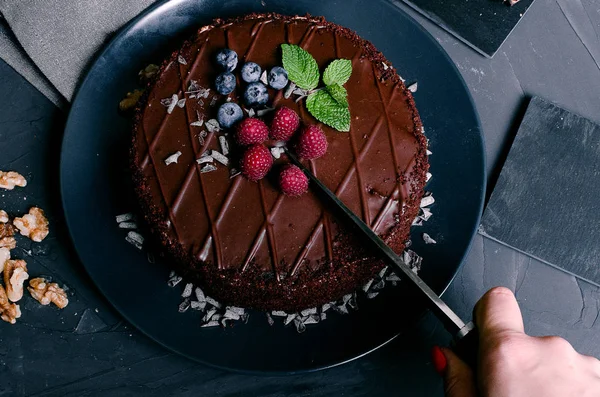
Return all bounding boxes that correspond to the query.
[268,66,288,90]
[243,82,269,107]
[215,72,236,95]
[217,102,244,129]
[241,62,262,83]
[215,49,238,72]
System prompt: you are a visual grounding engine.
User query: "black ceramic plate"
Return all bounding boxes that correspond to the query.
[60,0,484,374]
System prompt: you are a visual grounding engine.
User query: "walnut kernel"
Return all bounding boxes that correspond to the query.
[0,237,15,250]
[0,247,9,273]
[0,218,15,250]
[4,259,28,302]
[0,210,8,223]
[0,171,27,190]
[138,64,159,81]
[28,278,69,309]
[119,89,144,112]
[13,207,49,242]
[0,285,20,324]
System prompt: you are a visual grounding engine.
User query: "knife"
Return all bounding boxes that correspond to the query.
[285,148,479,366]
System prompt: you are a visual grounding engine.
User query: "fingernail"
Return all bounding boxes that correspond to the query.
[431,345,447,376]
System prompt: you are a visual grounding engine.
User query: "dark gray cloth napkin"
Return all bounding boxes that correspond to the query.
[0,0,158,108]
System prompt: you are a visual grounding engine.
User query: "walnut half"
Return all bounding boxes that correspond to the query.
[0,285,21,324]
[0,210,8,223]
[4,259,28,302]
[0,247,10,273]
[0,171,27,190]
[0,219,15,250]
[28,278,69,309]
[13,207,49,242]
[119,89,144,112]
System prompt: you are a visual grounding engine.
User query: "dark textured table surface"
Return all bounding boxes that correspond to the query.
[1,0,600,395]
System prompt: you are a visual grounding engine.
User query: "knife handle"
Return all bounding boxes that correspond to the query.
[452,321,479,369]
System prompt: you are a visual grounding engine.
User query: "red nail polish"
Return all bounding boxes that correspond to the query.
[431,345,447,376]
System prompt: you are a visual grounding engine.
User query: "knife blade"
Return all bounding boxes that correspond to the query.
[285,148,477,360]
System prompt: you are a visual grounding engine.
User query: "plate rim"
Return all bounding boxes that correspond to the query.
[59,0,486,374]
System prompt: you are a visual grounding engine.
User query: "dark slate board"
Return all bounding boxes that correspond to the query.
[400,0,536,57]
[480,96,600,286]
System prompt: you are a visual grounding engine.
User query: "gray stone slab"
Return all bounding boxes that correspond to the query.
[481,96,600,286]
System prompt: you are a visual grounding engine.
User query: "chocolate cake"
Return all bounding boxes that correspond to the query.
[131,13,428,312]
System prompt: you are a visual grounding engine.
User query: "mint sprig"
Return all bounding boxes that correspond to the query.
[306,90,351,132]
[323,59,352,86]
[326,84,348,107]
[281,44,320,91]
[281,45,352,132]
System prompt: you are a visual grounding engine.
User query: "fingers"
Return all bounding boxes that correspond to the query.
[441,347,478,397]
[475,286,524,339]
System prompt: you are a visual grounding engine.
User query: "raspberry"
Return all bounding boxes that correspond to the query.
[236,118,269,146]
[270,106,300,141]
[240,144,273,181]
[279,165,309,197]
[296,125,328,160]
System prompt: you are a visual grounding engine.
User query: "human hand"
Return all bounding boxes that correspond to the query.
[433,287,600,397]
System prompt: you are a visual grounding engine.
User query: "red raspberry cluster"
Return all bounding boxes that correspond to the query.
[235,106,329,196]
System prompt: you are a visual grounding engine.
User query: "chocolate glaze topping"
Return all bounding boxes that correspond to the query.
[131,13,428,311]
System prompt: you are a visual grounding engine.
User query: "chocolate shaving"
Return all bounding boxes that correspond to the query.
[284,314,296,325]
[211,150,229,166]
[362,279,374,292]
[270,147,284,159]
[195,287,206,303]
[266,312,274,326]
[167,94,178,114]
[300,307,317,316]
[178,297,191,312]
[164,151,182,165]
[177,55,187,65]
[284,82,296,99]
[205,296,222,309]
[181,283,193,298]
[294,317,307,333]
[118,222,137,229]
[420,193,435,207]
[196,155,214,165]
[198,130,208,146]
[126,231,144,248]
[205,119,221,133]
[200,164,217,173]
[422,233,437,245]
[218,136,229,155]
[167,271,182,287]
[115,213,134,223]
[202,308,217,322]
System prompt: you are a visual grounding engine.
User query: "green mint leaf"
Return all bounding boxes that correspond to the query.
[322,59,352,86]
[281,44,320,90]
[326,84,348,107]
[306,90,351,132]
